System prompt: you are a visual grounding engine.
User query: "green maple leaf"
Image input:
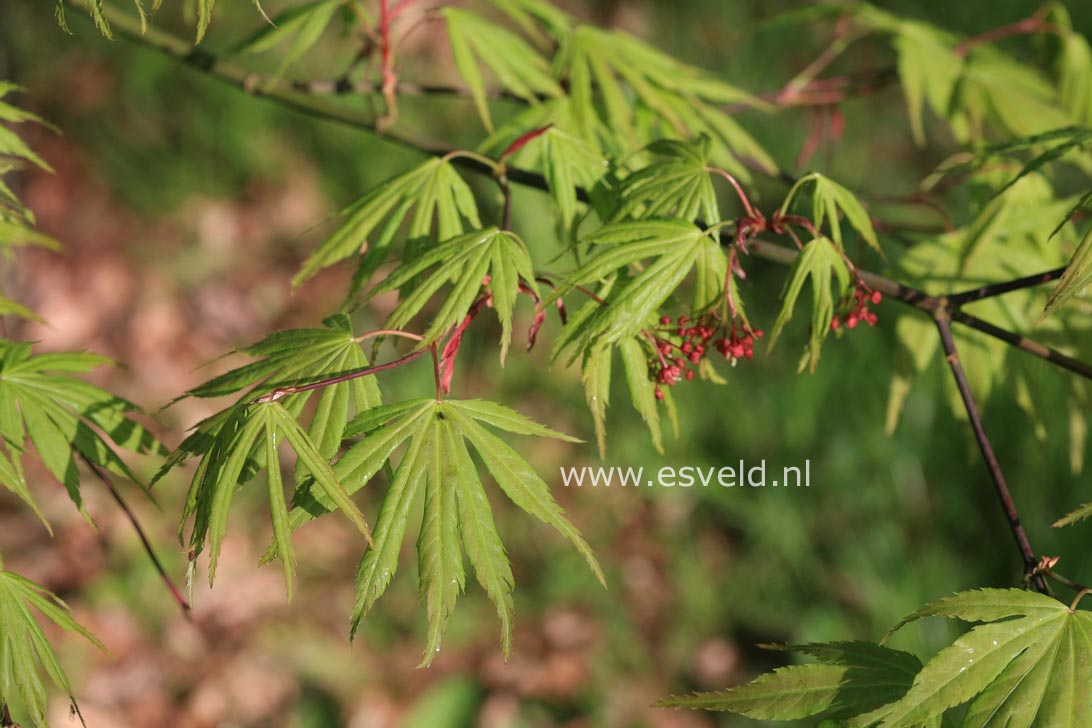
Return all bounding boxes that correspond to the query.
[177,401,373,599]
[560,24,776,179]
[0,341,164,526]
[334,398,600,664]
[370,227,539,359]
[657,641,926,723]
[443,8,563,132]
[0,565,107,727]
[781,172,882,254]
[550,219,714,355]
[162,314,382,479]
[871,588,1092,727]
[294,157,481,292]
[609,138,721,226]
[768,237,850,373]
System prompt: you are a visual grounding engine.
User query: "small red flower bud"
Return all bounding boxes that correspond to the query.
[846,314,859,329]
[660,316,672,325]
[871,291,882,305]
[655,387,664,400]
[678,316,688,325]
[831,316,840,330]
[681,342,692,353]
[685,369,695,381]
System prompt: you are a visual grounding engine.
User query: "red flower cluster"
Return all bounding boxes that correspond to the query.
[831,283,882,331]
[714,325,762,364]
[649,315,761,400]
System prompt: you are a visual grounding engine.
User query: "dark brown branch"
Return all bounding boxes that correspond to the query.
[947,267,1067,306]
[80,456,192,617]
[949,308,1092,380]
[747,241,1092,381]
[934,314,1049,593]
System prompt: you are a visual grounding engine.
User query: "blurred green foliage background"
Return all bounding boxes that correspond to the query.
[0,1,1089,726]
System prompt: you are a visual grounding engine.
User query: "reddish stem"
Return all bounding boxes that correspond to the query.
[81,456,192,618]
[706,167,758,219]
[954,16,1063,58]
[253,347,430,403]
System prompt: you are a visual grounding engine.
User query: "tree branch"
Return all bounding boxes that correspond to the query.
[934,314,1049,593]
[80,455,192,616]
[65,2,1092,385]
[947,267,1068,306]
[747,241,1092,381]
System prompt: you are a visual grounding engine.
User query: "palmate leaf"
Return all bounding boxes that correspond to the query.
[851,7,964,147]
[372,227,538,358]
[609,138,721,226]
[558,24,777,180]
[893,22,963,146]
[167,314,382,475]
[657,641,924,723]
[550,219,711,354]
[0,566,107,727]
[344,398,600,663]
[577,337,664,459]
[443,8,563,132]
[178,400,373,597]
[768,237,850,373]
[0,341,163,522]
[781,172,882,254]
[294,157,481,291]
[481,117,609,231]
[871,588,1092,727]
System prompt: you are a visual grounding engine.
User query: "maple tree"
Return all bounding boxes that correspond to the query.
[2,0,1092,725]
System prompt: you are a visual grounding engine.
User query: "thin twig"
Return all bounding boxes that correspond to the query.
[934,314,1048,593]
[79,455,192,616]
[252,347,430,403]
[954,16,1064,58]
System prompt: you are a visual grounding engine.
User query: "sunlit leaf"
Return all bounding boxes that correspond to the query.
[768,237,850,372]
[0,566,107,727]
[349,398,595,662]
[294,158,481,290]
